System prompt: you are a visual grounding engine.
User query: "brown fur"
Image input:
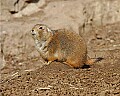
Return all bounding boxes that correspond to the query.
[31,24,101,68]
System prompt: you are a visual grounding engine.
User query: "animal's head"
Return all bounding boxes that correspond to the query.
[31,24,53,41]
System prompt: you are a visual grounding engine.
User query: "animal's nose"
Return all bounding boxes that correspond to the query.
[31,30,35,35]
[32,30,34,32]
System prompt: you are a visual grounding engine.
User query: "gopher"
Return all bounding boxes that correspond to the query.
[31,24,102,68]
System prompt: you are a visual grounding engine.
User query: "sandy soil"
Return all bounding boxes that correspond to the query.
[0,0,120,96]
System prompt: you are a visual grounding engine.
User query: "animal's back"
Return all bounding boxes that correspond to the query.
[47,29,87,68]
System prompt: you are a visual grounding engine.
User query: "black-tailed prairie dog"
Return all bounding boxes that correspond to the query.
[31,24,102,68]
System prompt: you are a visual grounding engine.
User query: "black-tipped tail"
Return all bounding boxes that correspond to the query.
[86,57,104,65]
[94,57,104,63]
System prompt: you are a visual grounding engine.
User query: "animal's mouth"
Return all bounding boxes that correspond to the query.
[31,33,36,35]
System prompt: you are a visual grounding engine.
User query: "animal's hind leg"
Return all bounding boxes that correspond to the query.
[64,59,82,69]
[65,56,86,68]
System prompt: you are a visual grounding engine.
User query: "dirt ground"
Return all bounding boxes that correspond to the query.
[0,0,120,96]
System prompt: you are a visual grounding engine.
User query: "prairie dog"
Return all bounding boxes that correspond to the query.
[31,24,102,68]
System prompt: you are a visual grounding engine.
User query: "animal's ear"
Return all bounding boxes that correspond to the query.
[47,28,54,35]
[47,27,51,32]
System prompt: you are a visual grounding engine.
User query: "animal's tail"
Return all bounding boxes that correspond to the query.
[85,57,103,65]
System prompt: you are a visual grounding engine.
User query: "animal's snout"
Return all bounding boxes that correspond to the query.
[31,30,36,35]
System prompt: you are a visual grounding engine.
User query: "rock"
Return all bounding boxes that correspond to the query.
[0,32,6,70]
[13,3,41,17]
[37,0,46,8]
[13,0,46,17]
[0,55,5,70]
[1,0,27,13]
[41,0,85,34]
[83,0,120,30]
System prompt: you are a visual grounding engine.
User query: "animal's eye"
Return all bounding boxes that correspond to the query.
[39,27,43,29]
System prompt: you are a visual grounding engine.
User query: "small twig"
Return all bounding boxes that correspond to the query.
[37,87,51,90]
[34,85,53,91]
[94,46,120,51]
[11,72,19,77]
[113,44,120,47]
[0,72,19,84]
[61,82,79,90]
[70,86,79,90]
[24,69,35,72]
